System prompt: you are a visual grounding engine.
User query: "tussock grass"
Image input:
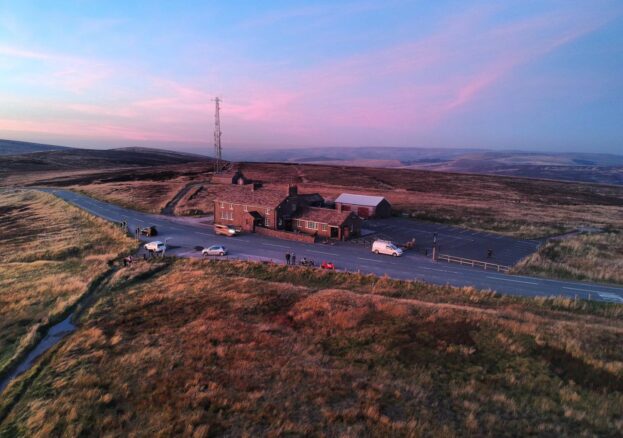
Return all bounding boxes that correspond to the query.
[73,180,188,213]
[2,258,622,436]
[0,190,134,377]
[513,232,623,284]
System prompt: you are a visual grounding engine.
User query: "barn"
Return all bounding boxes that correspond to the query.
[334,193,392,219]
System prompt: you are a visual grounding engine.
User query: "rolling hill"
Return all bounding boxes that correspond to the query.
[0,139,71,155]
[0,141,212,174]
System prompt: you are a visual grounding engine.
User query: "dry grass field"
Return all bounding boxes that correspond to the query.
[176,162,623,239]
[0,190,134,378]
[72,180,190,214]
[256,163,623,237]
[1,259,622,436]
[513,232,623,284]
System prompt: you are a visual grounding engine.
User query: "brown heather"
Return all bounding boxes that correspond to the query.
[513,231,623,284]
[1,259,622,436]
[0,190,134,376]
[72,180,189,214]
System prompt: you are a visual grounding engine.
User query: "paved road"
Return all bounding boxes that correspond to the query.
[47,189,623,304]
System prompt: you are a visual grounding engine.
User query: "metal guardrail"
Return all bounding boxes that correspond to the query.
[437,254,510,272]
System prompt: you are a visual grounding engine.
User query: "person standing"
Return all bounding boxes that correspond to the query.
[291,252,296,265]
[285,252,291,265]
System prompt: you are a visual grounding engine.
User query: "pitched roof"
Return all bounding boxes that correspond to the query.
[295,207,355,226]
[335,193,386,207]
[214,185,287,208]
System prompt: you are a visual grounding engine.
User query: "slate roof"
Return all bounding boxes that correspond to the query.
[214,186,287,208]
[295,207,355,226]
[335,193,387,207]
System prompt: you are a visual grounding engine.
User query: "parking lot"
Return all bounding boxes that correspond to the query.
[362,218,541,266]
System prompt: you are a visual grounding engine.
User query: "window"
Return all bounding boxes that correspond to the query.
[266,208,271,215]
[265,218,271,227]
[244,205,248,212]
[306,221,318,230]
[229,203,233,210]
[220,202,225,209]
[221,211,233,220]
[321,224,328,231]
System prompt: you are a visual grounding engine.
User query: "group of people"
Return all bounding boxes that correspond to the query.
[285,252,297,265]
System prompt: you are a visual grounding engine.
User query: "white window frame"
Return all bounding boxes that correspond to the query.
[306,221,317,230]
[244,205,248,212]
[321,223,328,231]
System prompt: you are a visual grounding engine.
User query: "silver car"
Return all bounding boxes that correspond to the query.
[202,245,228,256]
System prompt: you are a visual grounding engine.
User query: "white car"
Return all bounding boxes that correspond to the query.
[202,245,228,256]
[372,240,403,257]
[144,241,166,253]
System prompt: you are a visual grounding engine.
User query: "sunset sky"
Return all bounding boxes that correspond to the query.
[1,0,622,153]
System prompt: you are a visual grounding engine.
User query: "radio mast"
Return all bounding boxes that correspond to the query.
[213,97,222,173]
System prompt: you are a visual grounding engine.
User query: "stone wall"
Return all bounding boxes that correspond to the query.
[255,227,316,244]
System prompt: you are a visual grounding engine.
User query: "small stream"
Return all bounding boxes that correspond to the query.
[0,311,77,394]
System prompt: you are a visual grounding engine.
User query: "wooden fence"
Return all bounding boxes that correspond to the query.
[437,254,510,272]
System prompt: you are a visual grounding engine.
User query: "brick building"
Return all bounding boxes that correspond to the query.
[213,185,361,240]
[293,207,362,240]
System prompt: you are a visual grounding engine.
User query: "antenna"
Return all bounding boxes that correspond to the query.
[213,97,222,174]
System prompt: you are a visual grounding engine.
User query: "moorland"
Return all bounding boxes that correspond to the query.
[1,258,622,436]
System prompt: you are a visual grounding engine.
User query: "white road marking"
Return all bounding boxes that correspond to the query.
[420,266,460,274]
[563,286,598,293]
[568,283,623,292]
[308,250,339,256]
[261,242,291,249]
[562,287,623,303]
[596,293,623,303]
[486,276,538,285]
[357,257,384,263]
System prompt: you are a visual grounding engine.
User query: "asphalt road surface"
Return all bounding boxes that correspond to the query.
[47,189,623,304]
[363,218,541,266]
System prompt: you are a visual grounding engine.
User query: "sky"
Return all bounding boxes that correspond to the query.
[0,0,622,154]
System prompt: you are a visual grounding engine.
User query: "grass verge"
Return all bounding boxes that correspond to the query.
[512,231,623,285]
[0,190,135,378]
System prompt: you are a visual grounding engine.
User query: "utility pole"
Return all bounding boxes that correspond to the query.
[213,97,222,174]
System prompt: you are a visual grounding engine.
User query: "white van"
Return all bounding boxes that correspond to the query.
[372,240,403,257]
[144,241,166,253]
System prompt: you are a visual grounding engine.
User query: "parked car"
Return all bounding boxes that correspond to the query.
[321,260,335,270]
[144,241,166,253]
[140,225,158,237]
[214,224,240,237]
[202,245,228,256]
[372,240,403,257]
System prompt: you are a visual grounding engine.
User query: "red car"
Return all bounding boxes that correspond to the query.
[321,260,335,270]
